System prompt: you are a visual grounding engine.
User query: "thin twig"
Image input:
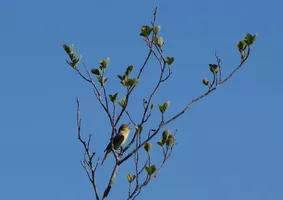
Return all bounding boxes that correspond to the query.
[77,99,100,200]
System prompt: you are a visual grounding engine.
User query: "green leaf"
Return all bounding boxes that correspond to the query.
[145,165,156,176]
[121,76,129,86]
[117,75,124,80]
[166,135,175,147]
[109,93,119,103]
[157,37,164,47]
[62,44,72,55]
[91,68,102,76]
[96,77,101,84]
[152,37,158,44]
[166,57,174,66]
[69,54,75,62]
[128,78,139,88]
[72,56,82,67]
[162,129,171,140]
[154,26,161,35]
[252,34,258,43]
[135,125,143,134]
[62,44,82,68]
[125,65,134,76]
[157,140,164,147]
[72,50,78,59]
[72,50,79,62]
[62,44,69,53]
[126,174,136,183]
[244,33,253,45]
[69,44,73,52]
[140,25,152,37]
[77,57,83,67]
[237,40,247,52]
[102,77,107,85]
[209,64,219,74]
[97,76,107,85]
[106,57,110,67]
[144,142,152,152]
[150,104,154,110]
[159,102,170,113]
[100,57,110,69]
[118,97,127,108]
[162,101,170,112]
[244,33,257,46]
[100,60,106,68]
[202,79,209,86]
[158,104,164,113]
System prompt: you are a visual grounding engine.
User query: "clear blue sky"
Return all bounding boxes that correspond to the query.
[1,0,282,199]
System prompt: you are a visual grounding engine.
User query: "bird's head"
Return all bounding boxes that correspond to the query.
[119,124,131,133]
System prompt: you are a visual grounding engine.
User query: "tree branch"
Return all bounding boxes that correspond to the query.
[77,99,100,200]
[102,163,119,200]
[119,48,252,165]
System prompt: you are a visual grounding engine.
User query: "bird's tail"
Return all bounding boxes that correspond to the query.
[101,151,109,166]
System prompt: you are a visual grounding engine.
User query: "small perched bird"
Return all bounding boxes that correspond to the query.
[101,124,131,165]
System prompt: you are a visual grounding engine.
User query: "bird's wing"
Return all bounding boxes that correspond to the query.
[113,134,125,148]
[104,134,125,152]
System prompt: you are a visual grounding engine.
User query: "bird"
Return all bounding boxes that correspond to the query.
[101,124,131,165]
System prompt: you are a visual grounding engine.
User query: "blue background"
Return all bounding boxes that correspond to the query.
[1,0,282,199]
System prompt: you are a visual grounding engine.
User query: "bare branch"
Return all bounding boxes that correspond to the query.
[102,163,119,200]
[77,99,100,200]
[214,50,222,83]
[164,49,251,126]
[125,110,137,126]
[220,47,250,85]
[74,63,116,130]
